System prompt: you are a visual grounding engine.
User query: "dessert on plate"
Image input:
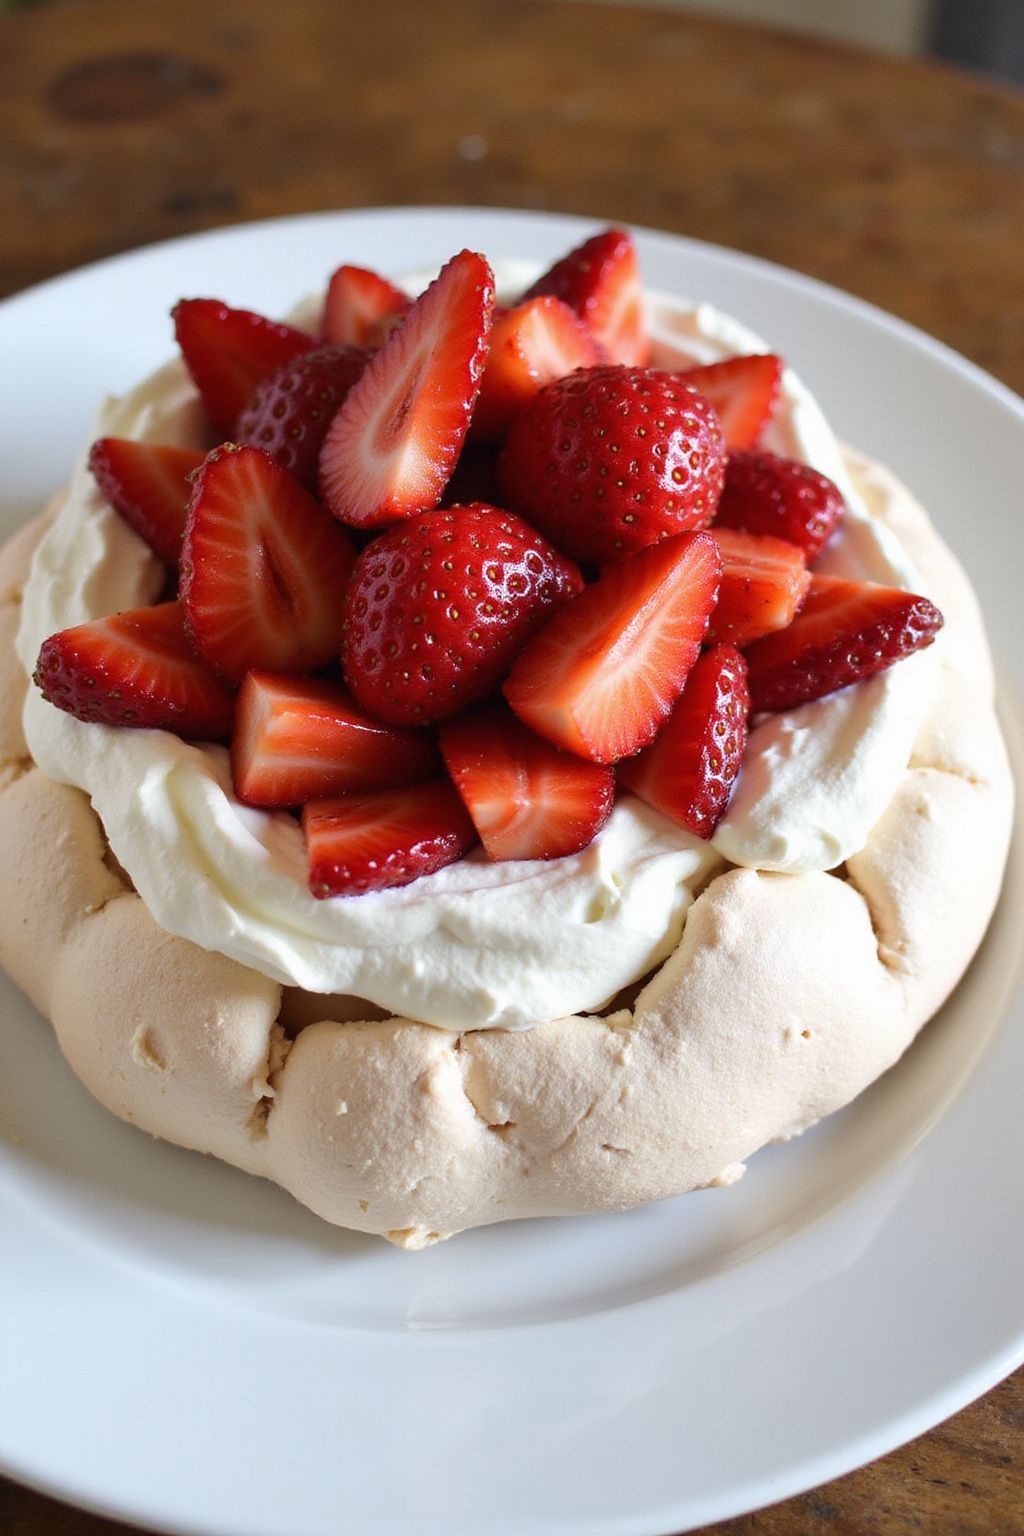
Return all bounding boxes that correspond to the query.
[0,226,1012,1247]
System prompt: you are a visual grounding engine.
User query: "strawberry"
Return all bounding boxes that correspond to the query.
[439,444,502,508]
[34,601,235,741]
[503,531,721,764]
[440,704,614,862]
[321,265,410,349]
[619,646,749,839]
[303,780,476,898]
[524,227,648,366]
[88,438,205,569]
[745,574,944,713]
[231,670,437,808]
[172,299,314,436]
[341,503,583,726]
[236,344,369,493]
[714,450,845,560]
[319,250,495,528]
[706,527,810,647]
[497,365,726,565]
[679,355,782,451]
[181,445,356,684]
[471,296,604,442]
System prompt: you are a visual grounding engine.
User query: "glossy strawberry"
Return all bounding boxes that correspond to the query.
[34,601,235,741]
[471,296,604,442]
[303,781,476,898]
[619,645,749,838]
[236,344,369,492]
[503,531,722,763]
[524,227,648,366]
[714,451,845,560]
[321,265,409,349]
[706,527,810,647]
[678,355,782,452]
[498,365,726,565]
[172,299,314,435]
[341,503,583,725]
[319,250,494,528]
[88,438,205,569]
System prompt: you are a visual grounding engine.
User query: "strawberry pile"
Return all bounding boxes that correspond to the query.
[34,229,944,899]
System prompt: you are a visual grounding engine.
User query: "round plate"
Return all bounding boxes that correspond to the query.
[1,208,1021,1536]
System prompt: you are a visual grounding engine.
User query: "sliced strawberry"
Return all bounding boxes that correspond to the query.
[471,297,604,442]
[525,227,648,366]
[745,574,944,713]
[303,780,476,898]
[503,531,722,764]
[619,646,749,839]
[706,527,810,647]
[181,445,356,684]
[172,299,314,436]
[231,671,438,807]
[88,438,205,569]
[440,704,614,861]
[679,356,782,452]
[236,344,369,492]
[34,601,235,741]
[319,250,495,528]
[714,450,845,560]
[321,265,410,349]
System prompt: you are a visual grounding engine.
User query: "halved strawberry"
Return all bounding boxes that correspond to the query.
[503,531,722,764]
[745,574,944,713]
[236,344,369,492]
[172,299,314,436]
[34,601,235,741]
[303,781,476,898]
[471,296,604,442]
[619,646,749,839]
[231,671,438,807]
[525,227,648,366]
[89,438,205,569]
[440,704,614,861]
[706,527,810,647]
[181,445,356,684]
[319,250,495,528]
[679,355,782,451]
[321,265,410,349]
[714,450,845,560]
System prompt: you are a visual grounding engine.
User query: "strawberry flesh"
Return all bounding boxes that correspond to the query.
[679,355,782,451]
[714,450,845,560]
[525,227,649,366]
[745,574,944,713]
[471,296,604,442]
[706,527,810,647]
[89,438,205,569]
[236,344,369,492]
[181,445,356,684]
[34,601,236,741]
[619,645,749,839]
[503,531,722,763]
[440,704,614,861]
[319,250,495,528]
[173,299,314,436]
[321,265,410,349]
[303,780,476,898]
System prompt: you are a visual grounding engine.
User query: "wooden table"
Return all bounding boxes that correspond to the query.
[1,2,1021,1532]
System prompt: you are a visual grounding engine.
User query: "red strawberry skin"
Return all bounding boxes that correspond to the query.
[172,299,314,436]
[525,227,649,366]
[321,265,409,349]
[471,296,604,443]
[34,601,235,742]
[714,451,845,561]
[745,575,944,713]
[89,438,205,569]
[319,250,495,528]
[498,366,726,566]
[706,527,810,647]
[503,531,722,764]
[619,645,749,839]
[181,445,356,684]
[341,503,583,726]
[303,781,476,898]
[231,670,438,807]
[235,344,369,493]
[440,704,614,862]
[678,356,782,452]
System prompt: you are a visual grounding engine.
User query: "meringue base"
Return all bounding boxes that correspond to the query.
[0,458,1013,1248]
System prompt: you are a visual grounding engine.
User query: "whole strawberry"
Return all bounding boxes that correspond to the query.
[714,451,844,561]
[236,344,369,493]
[497,365,725,565]
[341,503,583,725]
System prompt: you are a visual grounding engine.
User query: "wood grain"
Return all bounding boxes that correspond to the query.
[1,2,1021,1533]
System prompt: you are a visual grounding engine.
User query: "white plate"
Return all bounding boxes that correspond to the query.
[0,208,1021,1536]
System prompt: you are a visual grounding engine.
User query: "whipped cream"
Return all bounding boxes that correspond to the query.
[16,261,938,1028]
